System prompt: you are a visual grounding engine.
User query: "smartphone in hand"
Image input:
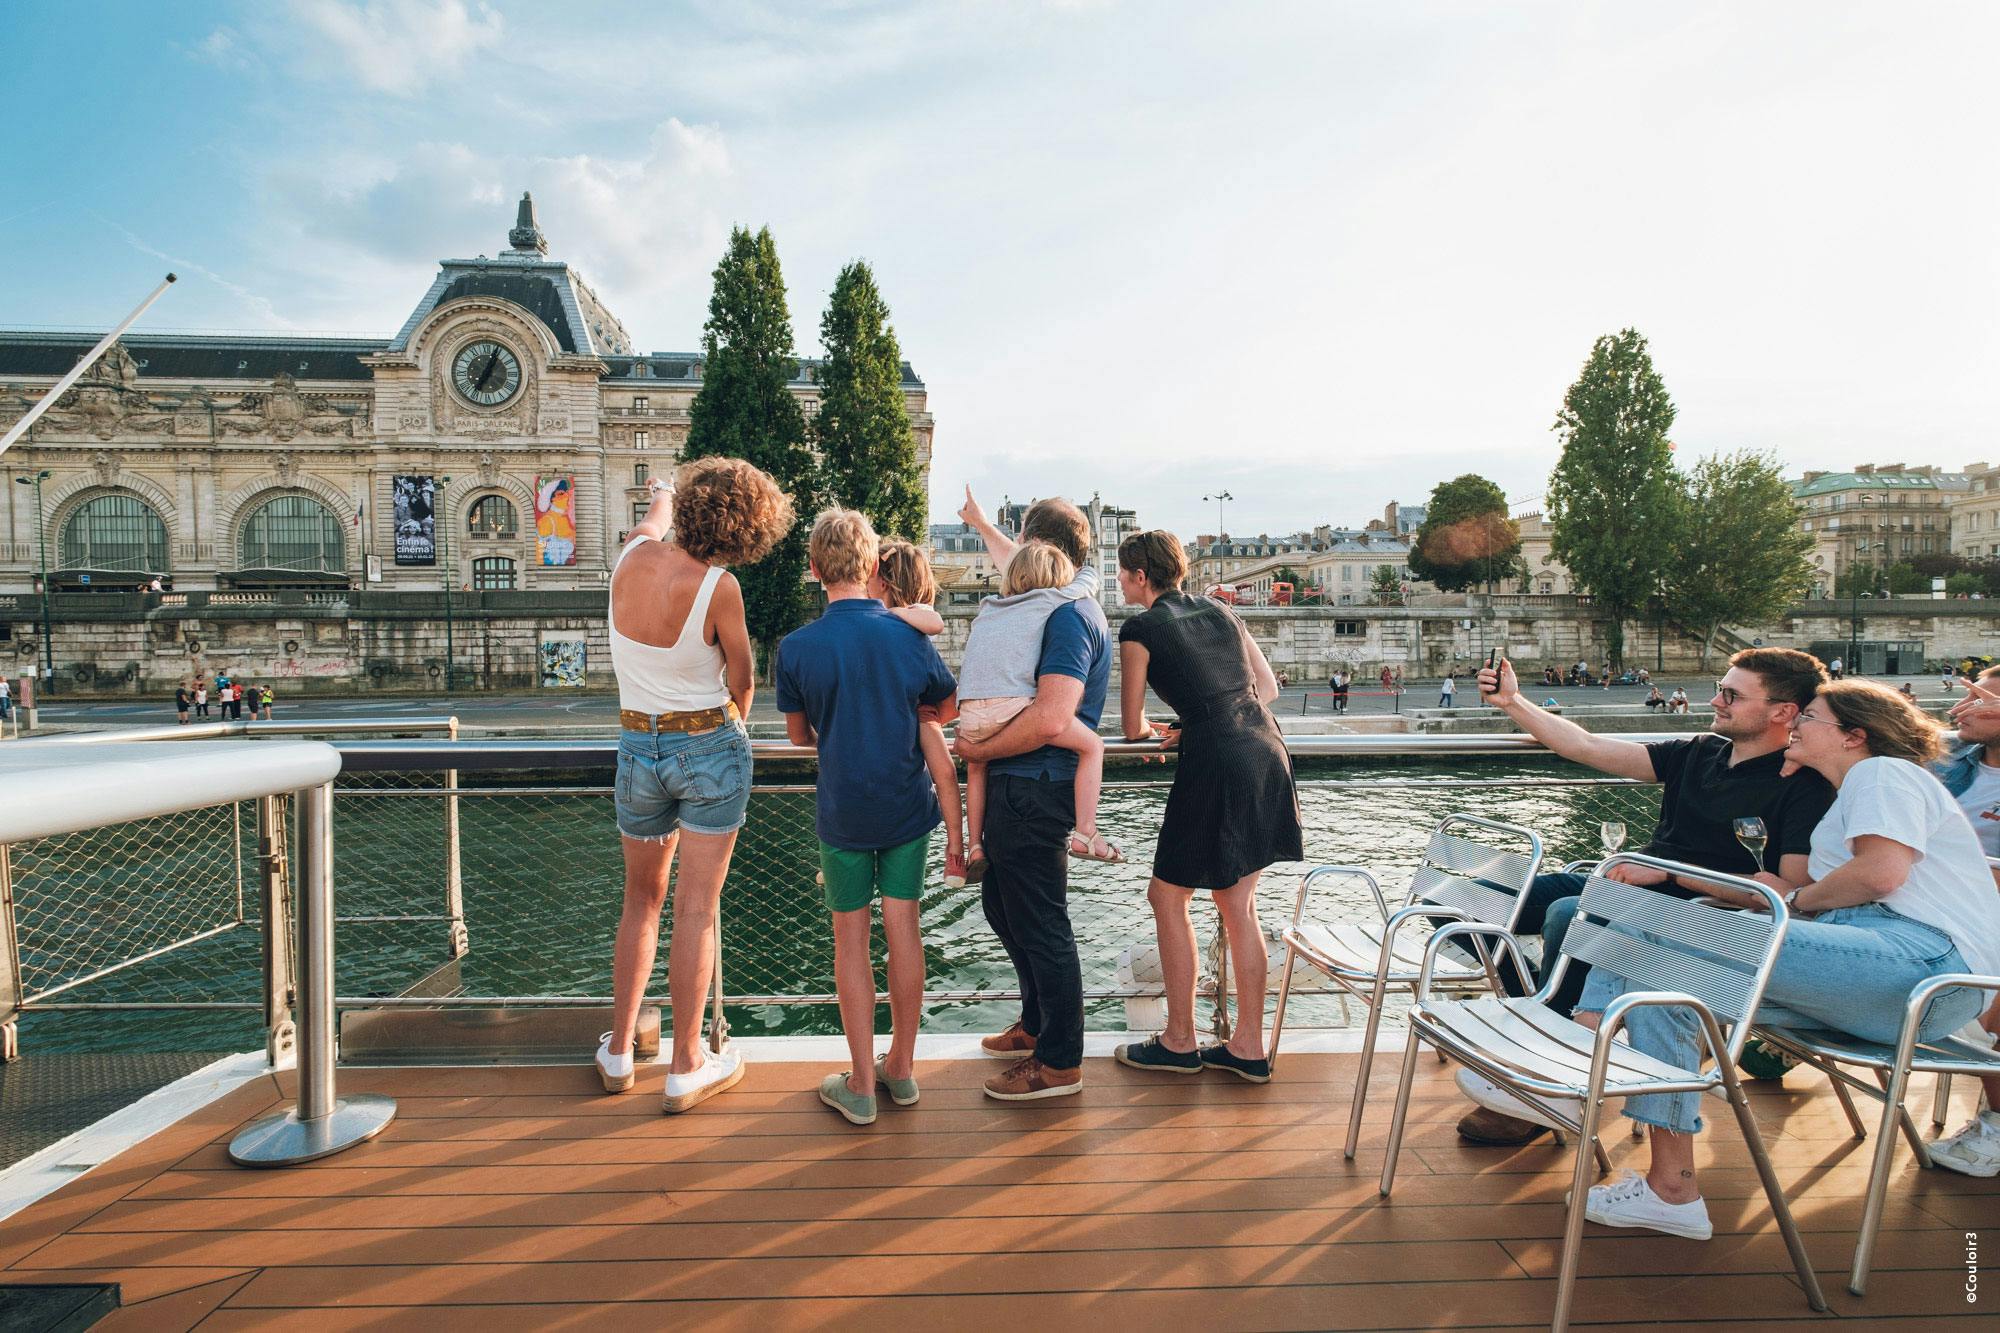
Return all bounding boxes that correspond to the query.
[1480,648,1502,696]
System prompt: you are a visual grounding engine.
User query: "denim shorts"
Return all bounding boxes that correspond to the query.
[614,722,752,840]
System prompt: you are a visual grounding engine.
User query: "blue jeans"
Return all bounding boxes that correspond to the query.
[1577,903,1986,1134]
[613,722,753,839]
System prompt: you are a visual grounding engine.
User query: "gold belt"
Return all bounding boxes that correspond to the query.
[619,702,738,733]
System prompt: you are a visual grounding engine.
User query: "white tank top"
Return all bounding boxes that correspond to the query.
[609,539,731,714]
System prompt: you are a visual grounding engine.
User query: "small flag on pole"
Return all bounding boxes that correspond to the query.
[353,501,363,527]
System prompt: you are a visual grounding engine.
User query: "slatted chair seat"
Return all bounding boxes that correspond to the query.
[1377,854,1827,1333]
[1270,814,1545,1164]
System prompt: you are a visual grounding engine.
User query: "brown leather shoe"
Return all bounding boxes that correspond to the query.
[1457,1105,1552,1146]
[980,1021,1038,1060]
[983,1057,1082,1101]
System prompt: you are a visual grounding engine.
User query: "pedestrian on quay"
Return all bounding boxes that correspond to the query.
[259,683,274,721]
[1379,665,1393,694]
[175,681,191,725]
[1112,530,1301,1083]
[193,679,209,717]
[0,676,12,724]
[951,497,1111,1103]
[1335,669,1351,714]
[1439,671,1457,708]
[778,509,957,1125]
[595,458,792,1113]
[242,682,263,721]
[1829,654,1845,680]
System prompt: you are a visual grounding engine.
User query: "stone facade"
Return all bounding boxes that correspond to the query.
[0,194,932,609]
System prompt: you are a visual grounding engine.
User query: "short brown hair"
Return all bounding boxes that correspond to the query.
[1815,678,1945,764]
[1730,647,1826,708]
[876,539,936,609]
[1020,498,1090,567]
[1117,530,1187,592]
[1001,542,1075,597]
[807,508,879,587]
[672,456,795,566]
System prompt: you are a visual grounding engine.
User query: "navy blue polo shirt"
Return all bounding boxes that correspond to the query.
[775,598,957,851]
[987,598,1111,782]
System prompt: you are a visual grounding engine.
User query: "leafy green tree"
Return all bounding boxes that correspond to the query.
[1547,329,1681,664]
[1369,565,1403,605]
[1406,474,1523,591]
[686,226,820,660]
[1946,572,1984,597]
[815,261,925,541]
[1883,562,1928,595]
[1659,451,1815,668]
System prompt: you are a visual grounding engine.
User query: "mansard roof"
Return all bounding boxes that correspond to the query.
[0,331,383,381]
[600,354,924,388]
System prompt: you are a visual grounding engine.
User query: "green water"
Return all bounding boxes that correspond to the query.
[15,757,1662,1054]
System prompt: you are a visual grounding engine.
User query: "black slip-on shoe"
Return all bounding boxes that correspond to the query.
[1114,1035,1202,1074]
[1197,1045,1272,1083]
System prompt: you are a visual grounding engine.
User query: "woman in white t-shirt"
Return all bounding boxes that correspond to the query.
[1565,679,2000,1240]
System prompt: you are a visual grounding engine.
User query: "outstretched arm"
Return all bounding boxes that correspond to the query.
[628,479,673,543]
[1479,659,1656,780]
[959,485,1017,566]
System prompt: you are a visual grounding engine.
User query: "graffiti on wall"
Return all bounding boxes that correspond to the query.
[540,635,586,688]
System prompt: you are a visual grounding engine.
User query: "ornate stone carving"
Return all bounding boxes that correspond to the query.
[274,451,299,483]
[477,451,500,486]
[90,450,120,485]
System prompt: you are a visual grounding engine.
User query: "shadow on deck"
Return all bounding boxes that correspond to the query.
[0,1051,1993,1330]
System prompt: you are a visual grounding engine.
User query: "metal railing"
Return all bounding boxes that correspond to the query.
[0,729,1669,1064]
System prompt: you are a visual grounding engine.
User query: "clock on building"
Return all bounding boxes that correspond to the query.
[451,340,522,407]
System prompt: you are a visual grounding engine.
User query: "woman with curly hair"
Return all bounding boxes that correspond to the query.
[596,456,795,1112]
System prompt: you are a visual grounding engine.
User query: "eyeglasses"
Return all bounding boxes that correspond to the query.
[1714,682,1776,706]
[1791,714,1842,730]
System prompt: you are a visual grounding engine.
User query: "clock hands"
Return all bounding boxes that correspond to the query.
[474,349,503,393]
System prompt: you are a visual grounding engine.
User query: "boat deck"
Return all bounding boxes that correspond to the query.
[0,1050,1991,1330]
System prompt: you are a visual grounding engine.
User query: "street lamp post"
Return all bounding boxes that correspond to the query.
[1848,541,1883,672]
[1203,490,1233,541]
[14,470,52,684]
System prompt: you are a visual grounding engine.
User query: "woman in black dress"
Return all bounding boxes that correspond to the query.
[1111,531,1304,1082]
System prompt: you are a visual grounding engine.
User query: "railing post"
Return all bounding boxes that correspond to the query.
[229,780,396,1166]
[0,844,20,1062]
[258,794,296,1068]
[1208,913,1233,1042]
[443,716,467,957]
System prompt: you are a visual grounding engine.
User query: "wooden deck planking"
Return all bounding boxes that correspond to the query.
[0,1053,1991,1330]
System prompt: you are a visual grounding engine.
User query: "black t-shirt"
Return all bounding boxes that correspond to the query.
[1642,735,1834,875]
[175,688,190,708]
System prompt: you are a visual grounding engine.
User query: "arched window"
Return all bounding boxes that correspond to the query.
[59,493,168,572]
[468,495,518,539]
[473,556,516,590]
[239,494,345,573]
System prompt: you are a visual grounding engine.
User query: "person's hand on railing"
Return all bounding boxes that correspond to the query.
[1127,719,1178,764]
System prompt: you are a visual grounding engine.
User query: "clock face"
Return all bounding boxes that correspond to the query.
[451,341,522,407]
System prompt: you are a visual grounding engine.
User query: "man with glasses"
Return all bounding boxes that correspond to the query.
[1453,648,1834,1145]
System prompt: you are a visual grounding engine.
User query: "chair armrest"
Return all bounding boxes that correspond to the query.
[1293,864,1388,927]
[1562,859,1600,875]
[1415,922,1533,1004]
[1592,989,1731,1088]
[1888,972,2000,1070]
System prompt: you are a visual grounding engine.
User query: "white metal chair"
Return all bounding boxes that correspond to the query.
[1753,972,2000,1295]
[1376,852,1827,1333]
[1268,814,1543,1160]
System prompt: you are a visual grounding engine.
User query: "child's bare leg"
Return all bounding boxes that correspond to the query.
[918,721,962,860]
[1054,718,1108,847]
[966,759,987,858]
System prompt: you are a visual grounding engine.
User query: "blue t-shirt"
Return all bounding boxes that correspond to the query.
[987,598,1111,782]
[775,598,957,851]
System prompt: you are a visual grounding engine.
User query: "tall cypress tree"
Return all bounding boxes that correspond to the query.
[1546,329,1680,665]
[685,226,819,657]
[815,262,925,541]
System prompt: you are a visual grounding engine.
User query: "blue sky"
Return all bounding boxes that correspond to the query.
[2,1,1995,540]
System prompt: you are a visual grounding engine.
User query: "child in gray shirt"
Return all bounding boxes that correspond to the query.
[958,544,1119,872]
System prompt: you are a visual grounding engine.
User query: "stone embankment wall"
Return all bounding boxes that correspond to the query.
[9,593,1997,695]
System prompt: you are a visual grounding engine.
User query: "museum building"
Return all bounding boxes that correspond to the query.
[0,194,933,598]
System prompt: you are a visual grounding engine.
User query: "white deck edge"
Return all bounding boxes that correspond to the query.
[0,1029,1375,1225]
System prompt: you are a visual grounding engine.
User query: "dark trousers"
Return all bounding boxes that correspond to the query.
[982,773,1084,1069]
[223,700,242,720]
[1496,872,1593,1017]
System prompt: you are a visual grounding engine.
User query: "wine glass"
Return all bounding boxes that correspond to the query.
[1733,817,1769,871]
[1599,821,1626,857]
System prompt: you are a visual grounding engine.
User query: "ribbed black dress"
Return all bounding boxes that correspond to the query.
[1120,590,1305,889]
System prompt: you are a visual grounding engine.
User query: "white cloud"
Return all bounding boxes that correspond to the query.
[193,27,248,67]
[286,0,505,95]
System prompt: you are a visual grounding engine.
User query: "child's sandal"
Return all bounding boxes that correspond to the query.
[1069,831,1125,864]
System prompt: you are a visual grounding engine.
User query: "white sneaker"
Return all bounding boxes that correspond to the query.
[662,1046,745,1113]
[1584,1168,1713,1240]
[1928,1110,2000,1178]
[1456,1066,1577,1131]
[595,1031,635,1093]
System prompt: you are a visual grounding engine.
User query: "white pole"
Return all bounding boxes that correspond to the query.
[0,273,177,459]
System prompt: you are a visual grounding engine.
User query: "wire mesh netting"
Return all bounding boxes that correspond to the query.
[8,760,1666,1052]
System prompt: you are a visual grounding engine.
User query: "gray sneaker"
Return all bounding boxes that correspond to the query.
[818,1071,878,1125]
[874,1054,919,1106]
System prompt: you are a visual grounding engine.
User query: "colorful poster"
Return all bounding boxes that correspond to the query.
[392,475,436,566]
[535,475,576,566]
[540,635,587,688]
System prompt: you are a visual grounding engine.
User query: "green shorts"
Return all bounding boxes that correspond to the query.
[820,832,929,913]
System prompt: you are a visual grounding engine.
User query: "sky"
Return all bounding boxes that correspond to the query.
[1,1,1995,541]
